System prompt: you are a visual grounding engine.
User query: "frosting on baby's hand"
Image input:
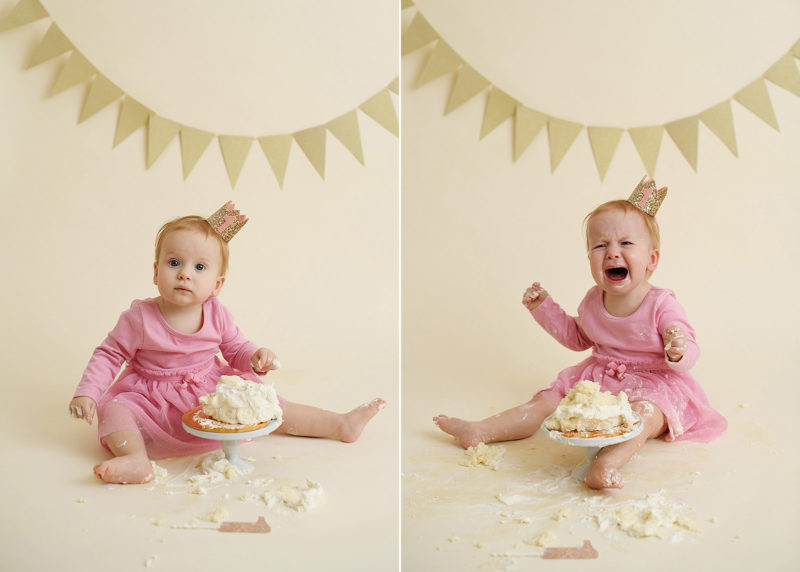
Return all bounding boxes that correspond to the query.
[663,326,687,362]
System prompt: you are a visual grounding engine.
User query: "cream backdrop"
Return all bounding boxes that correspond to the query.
[0,1,398,571]
[402,1,799,570]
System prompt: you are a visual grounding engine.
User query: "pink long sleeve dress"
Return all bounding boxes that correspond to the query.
[531,286,726,442]
[74,297,277,458]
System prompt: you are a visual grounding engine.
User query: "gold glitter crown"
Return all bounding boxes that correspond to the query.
[627,175,667,217]
[207,201,248,242]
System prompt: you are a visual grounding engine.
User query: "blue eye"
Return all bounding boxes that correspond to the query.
[195,263,205,271]
[168,259,180,267]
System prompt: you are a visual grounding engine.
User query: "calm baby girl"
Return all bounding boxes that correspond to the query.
[69,202,385,484]
[435,176,726,489]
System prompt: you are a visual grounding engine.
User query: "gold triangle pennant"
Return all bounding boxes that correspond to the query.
[480,87,517,139]
[514,105,547,161]
[113,97,150,147]
[359,89,398,136]
[628,126,663,176]
[733,78,779,131]
[445,64,489,115]
[587,126,624,181]
[258,135,292,188]
[218,135,253,188]
[665,116,699,171]
[387,77,399,95]
[294,126,327,179]
[792,39,800,59]
[146,114,181,169]
[765,54,800,97]
[699,100,738,157]
[415,40,462,88]
[28,23,72,68]
[49,50,95,96]
[0,0,48,33]
[179,126,214,180]
[547,118,583,172]
[79,74,123,123]
[401,13,438,56]
[401,0,414,10]
[327,110,364,165]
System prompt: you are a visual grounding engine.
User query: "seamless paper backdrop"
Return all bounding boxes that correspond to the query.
[0,1,398,570]
[402,1,800,570]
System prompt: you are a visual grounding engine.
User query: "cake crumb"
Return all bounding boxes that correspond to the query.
[203,507,230,523]
[529,530,557,547]
[460,443,505,470]
[553,508,570,521]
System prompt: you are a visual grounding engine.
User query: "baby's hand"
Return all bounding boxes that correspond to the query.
[251,348,280,374]
[69,396,96,425]
[663,325,687,362]
[522,282,547,311]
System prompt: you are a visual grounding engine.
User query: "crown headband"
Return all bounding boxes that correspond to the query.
[207,201,248,242]
[627,175,667,217]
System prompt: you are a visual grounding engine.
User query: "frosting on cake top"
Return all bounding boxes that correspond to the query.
[200,376,283,426]
[544,380,636,433]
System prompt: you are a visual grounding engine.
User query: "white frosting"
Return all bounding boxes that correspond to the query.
[199,376,283,426]
[592,490,697,539]
[459,443,505,470]
[544,380,636,432]
[262,480,323,512]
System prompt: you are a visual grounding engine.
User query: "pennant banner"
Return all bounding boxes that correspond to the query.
[402,2,800,178]
[0,0,397,188]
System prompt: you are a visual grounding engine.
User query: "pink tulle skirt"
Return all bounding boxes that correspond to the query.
[535,353,727,442]
[96,356,283,459]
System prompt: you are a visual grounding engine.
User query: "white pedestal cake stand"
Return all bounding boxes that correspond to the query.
[182,408,280,470]
[543,412,644,481]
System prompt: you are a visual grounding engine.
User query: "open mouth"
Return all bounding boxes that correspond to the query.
[604,267,629,282]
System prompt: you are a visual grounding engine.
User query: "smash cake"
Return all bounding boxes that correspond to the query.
[544,380,638,438]
[182,376,283,433]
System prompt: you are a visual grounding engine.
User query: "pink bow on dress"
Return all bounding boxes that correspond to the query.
[605,362,627,380]
[180,372,204,388]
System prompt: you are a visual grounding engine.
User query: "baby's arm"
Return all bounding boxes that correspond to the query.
[656,291,700,371]
[213,299,279,375]
[524,282,592,351]
[68,396,97,425]
[72,304,142,414]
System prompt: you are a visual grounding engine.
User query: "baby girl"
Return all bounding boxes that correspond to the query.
[435,176,726,489]
[69,201,385,484]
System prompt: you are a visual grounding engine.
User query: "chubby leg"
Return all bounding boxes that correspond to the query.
[433,393,557,449]
[585,400,667,490]
[94,429,154,484]
[275,398,385,443]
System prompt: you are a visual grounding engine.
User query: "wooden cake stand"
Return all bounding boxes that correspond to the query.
[181,406,280,469]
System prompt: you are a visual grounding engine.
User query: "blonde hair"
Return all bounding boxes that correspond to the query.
[583,200,661,251]
[154,216,230,276]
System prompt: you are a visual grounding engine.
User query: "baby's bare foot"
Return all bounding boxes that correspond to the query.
[433,415,487,449]
[93,455,154,484]
[339,398,385,443]
[585,460,624,490]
